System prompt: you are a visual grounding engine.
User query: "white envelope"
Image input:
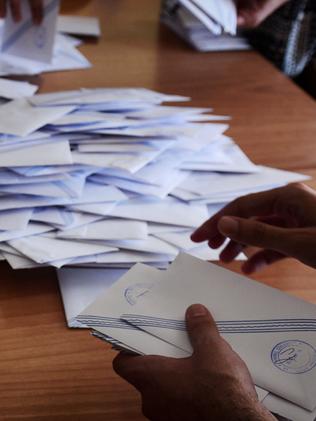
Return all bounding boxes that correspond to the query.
[0,138,73,167]
[127,106,212,120]
[1,0,60,63]
[179,166,310,197]
[0,183,124,212]
[67,201,118,216]
[9,235,117,264]
[32,207,75,227]
[122,254,316,410]
[94,250,174,265]
[0,175,85,198]
[56,219,148,241]
[0,208,33,231]
[77,264,189,357]
[30,88,189,107]
[0,78,38,99]
[0,98,74,136]
[57,16,101,38]
[263,393,316,421]
[0,222,53,242]
[91,170,188,198]
[57,268,126,327]
[108,196,208,227]
[102,236,179,256]
[179,0,237,35]
[0,37,90,76]
[72,149,165,173]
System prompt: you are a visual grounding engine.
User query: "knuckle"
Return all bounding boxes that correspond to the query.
[289,182,308,192]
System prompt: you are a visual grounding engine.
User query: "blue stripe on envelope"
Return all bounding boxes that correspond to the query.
[77,314,316,334]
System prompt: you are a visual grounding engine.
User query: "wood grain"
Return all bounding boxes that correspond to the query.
[0,0,316,419]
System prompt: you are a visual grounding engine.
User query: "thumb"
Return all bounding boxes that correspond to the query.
[218,216,293,255]
[186,304,221,359]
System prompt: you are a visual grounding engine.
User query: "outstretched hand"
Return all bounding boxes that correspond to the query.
[192,183,316,274]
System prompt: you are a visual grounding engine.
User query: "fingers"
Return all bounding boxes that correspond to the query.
[0,0,7,18]
[219,239,245,262]
[241,250,285,274]
[186,304,222,360]
[113,352,172,391]
[217,216,316,265]
[191,183,315,247]
[113,352,149,390]
[218,216,290,250]
[191,188,280,245]
[29,0,43,25]
[9,0,22,22]
[1,0,43,24]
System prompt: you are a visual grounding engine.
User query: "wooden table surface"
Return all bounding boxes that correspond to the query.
[1,1,316,420]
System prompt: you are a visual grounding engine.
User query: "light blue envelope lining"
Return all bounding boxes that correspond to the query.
[2,0,59,52]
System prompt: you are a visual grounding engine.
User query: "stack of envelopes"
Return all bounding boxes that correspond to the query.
[0,87,308,271]
[77,253,316,421]
[161,0,250,52]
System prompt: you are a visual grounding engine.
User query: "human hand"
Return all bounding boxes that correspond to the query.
[0,0,44,24]
[191,183,316,274]
[113,304,275,421]
[234,0,289,28]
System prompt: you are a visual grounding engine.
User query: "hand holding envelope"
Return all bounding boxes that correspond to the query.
[113,304,275,421]
[79,253,316,420]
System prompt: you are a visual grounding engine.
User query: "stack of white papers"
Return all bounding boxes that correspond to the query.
[0,0,99,76]
[161,0,250,52]
[0,86,308,274]
[77,253,316,421]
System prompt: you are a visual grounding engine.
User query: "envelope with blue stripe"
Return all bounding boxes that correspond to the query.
[119,253,316,412]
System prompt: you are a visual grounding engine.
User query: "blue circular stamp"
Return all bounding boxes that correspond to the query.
[34,26,47,49]
[124,283,153,306]
[271,340,316,374]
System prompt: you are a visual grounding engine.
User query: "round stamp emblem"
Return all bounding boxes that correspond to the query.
[124,283,153,306]
[271,340,316,374]
[34,26,47,49]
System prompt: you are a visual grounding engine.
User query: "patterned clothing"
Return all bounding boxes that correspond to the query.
[246,0,316,76]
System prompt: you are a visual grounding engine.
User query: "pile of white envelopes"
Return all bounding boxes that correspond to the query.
[0,87,309,270]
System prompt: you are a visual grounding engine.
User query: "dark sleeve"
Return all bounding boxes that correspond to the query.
[245,0,316,77]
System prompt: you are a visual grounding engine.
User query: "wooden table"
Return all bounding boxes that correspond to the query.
[1,1,316,419]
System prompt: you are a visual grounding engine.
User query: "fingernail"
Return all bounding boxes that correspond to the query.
[218,217,238,236]
[187,304,208,318]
